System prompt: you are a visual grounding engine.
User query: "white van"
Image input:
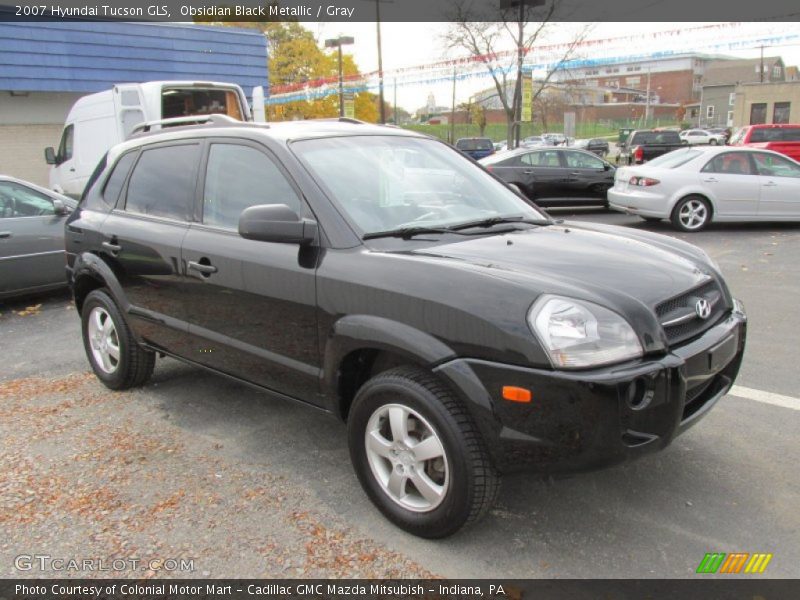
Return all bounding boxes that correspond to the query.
[45,81,252,198]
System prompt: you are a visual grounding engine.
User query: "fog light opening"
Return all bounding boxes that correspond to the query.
[626,377,649,409]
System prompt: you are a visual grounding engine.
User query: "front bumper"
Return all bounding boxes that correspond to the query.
[434,309,746,474]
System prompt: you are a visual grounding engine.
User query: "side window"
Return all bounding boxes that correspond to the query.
[125,144,200,220]
[202,144,302,230]
[522,151,560,167]
[701,152,753,175]
[752,153,800,178]
[0,182,54,217]
[102,152,137,208]
[57,125,74,163]
[564,151,604,169]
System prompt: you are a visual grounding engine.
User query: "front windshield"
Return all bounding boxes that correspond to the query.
[292,135,547,235]
[645,148,702,169]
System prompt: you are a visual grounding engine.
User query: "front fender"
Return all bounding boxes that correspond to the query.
[321,315,458,409]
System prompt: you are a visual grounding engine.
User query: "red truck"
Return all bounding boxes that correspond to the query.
[728,124,800,161]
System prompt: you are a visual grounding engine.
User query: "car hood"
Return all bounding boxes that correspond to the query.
[396,222,724,351]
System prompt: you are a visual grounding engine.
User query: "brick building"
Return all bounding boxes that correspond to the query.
[552,53,732,104]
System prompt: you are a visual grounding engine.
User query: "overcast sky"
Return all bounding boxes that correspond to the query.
[299,22,800,112]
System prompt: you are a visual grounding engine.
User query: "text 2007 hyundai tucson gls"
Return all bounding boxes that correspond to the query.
[66,116,746,538]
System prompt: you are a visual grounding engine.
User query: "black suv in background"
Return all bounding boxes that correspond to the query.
[617,129,684,165]
[66,116,746,538]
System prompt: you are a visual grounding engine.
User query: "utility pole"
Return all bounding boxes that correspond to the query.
[325,36,355,118]
[645,67,651,128]
[376,0,385,124]
[450,67,457,144]
[393,77,397,124]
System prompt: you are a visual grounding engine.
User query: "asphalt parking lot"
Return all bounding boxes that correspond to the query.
[1,209,798,579]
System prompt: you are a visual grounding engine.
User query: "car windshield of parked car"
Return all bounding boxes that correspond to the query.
[292,135,547,235]
[644,148,703,169]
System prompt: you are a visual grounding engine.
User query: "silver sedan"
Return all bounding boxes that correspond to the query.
[0,175,77,298]
[608,146,800,231]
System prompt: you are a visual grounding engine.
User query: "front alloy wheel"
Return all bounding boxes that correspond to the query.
[348,366,500,538]
[365,403,449,512]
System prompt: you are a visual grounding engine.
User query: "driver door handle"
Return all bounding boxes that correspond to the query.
[102,241,121,253]
[703,177,718,183]
[763,181,778,187]
[0,231,11,239]
[187,260,218,275]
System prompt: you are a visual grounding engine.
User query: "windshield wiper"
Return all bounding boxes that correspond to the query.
[362,226,467,240]
[448,215,551,230]
[362,216,550,240]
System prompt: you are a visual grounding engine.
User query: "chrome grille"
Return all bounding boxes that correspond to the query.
[656,281,726,346]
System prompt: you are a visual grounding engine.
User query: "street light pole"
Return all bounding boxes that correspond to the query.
[325,36,355,118]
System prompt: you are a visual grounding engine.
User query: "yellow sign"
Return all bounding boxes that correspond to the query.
[344,92,355,119]
[521,75,532,122]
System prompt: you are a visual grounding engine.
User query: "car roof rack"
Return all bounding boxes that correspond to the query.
[129,114,248,137]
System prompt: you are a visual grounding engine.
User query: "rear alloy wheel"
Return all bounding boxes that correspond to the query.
[81,289,155,390]
[348,366,500,538]
[710,138,718,145]
[671,196,711,232]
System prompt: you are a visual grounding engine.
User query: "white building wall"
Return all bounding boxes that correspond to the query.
[0,92,83,186]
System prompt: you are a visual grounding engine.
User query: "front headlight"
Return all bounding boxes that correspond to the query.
[528,295,643,369]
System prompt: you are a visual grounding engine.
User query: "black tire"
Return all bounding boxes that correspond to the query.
[671,195,712,232]
[81,289,155,390]
[348,366,500,538]
[709,138,718,145]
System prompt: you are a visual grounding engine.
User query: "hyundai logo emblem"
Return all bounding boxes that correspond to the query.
[695,299,712,319]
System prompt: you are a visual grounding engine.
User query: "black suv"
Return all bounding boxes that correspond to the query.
[66,116,746,538]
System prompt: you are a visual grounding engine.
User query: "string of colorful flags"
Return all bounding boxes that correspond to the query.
[265,23,800,106]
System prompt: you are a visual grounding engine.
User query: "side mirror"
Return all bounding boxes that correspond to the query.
[52,199,71,216]
[604,163,611,171]
[44,147,57,165]
[238,204,317,245]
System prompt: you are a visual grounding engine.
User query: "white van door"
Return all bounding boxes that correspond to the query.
[49,123,75,196]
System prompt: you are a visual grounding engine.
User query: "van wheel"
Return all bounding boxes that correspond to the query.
[81,289,155,390]
[671,196,711,232]
[348,366,500,538]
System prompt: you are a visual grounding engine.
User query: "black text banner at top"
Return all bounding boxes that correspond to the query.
[3,0,800,22]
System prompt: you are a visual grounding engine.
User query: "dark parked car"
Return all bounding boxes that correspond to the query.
[574,138,610,157]
[617,129,684,165]
[455,137,495,160]
[480,147,615,207]
[0,175,76,299]
[66,116,746,538]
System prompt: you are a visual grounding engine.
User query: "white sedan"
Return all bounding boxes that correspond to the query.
[679,129,726,146]
[608,146,800,231]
